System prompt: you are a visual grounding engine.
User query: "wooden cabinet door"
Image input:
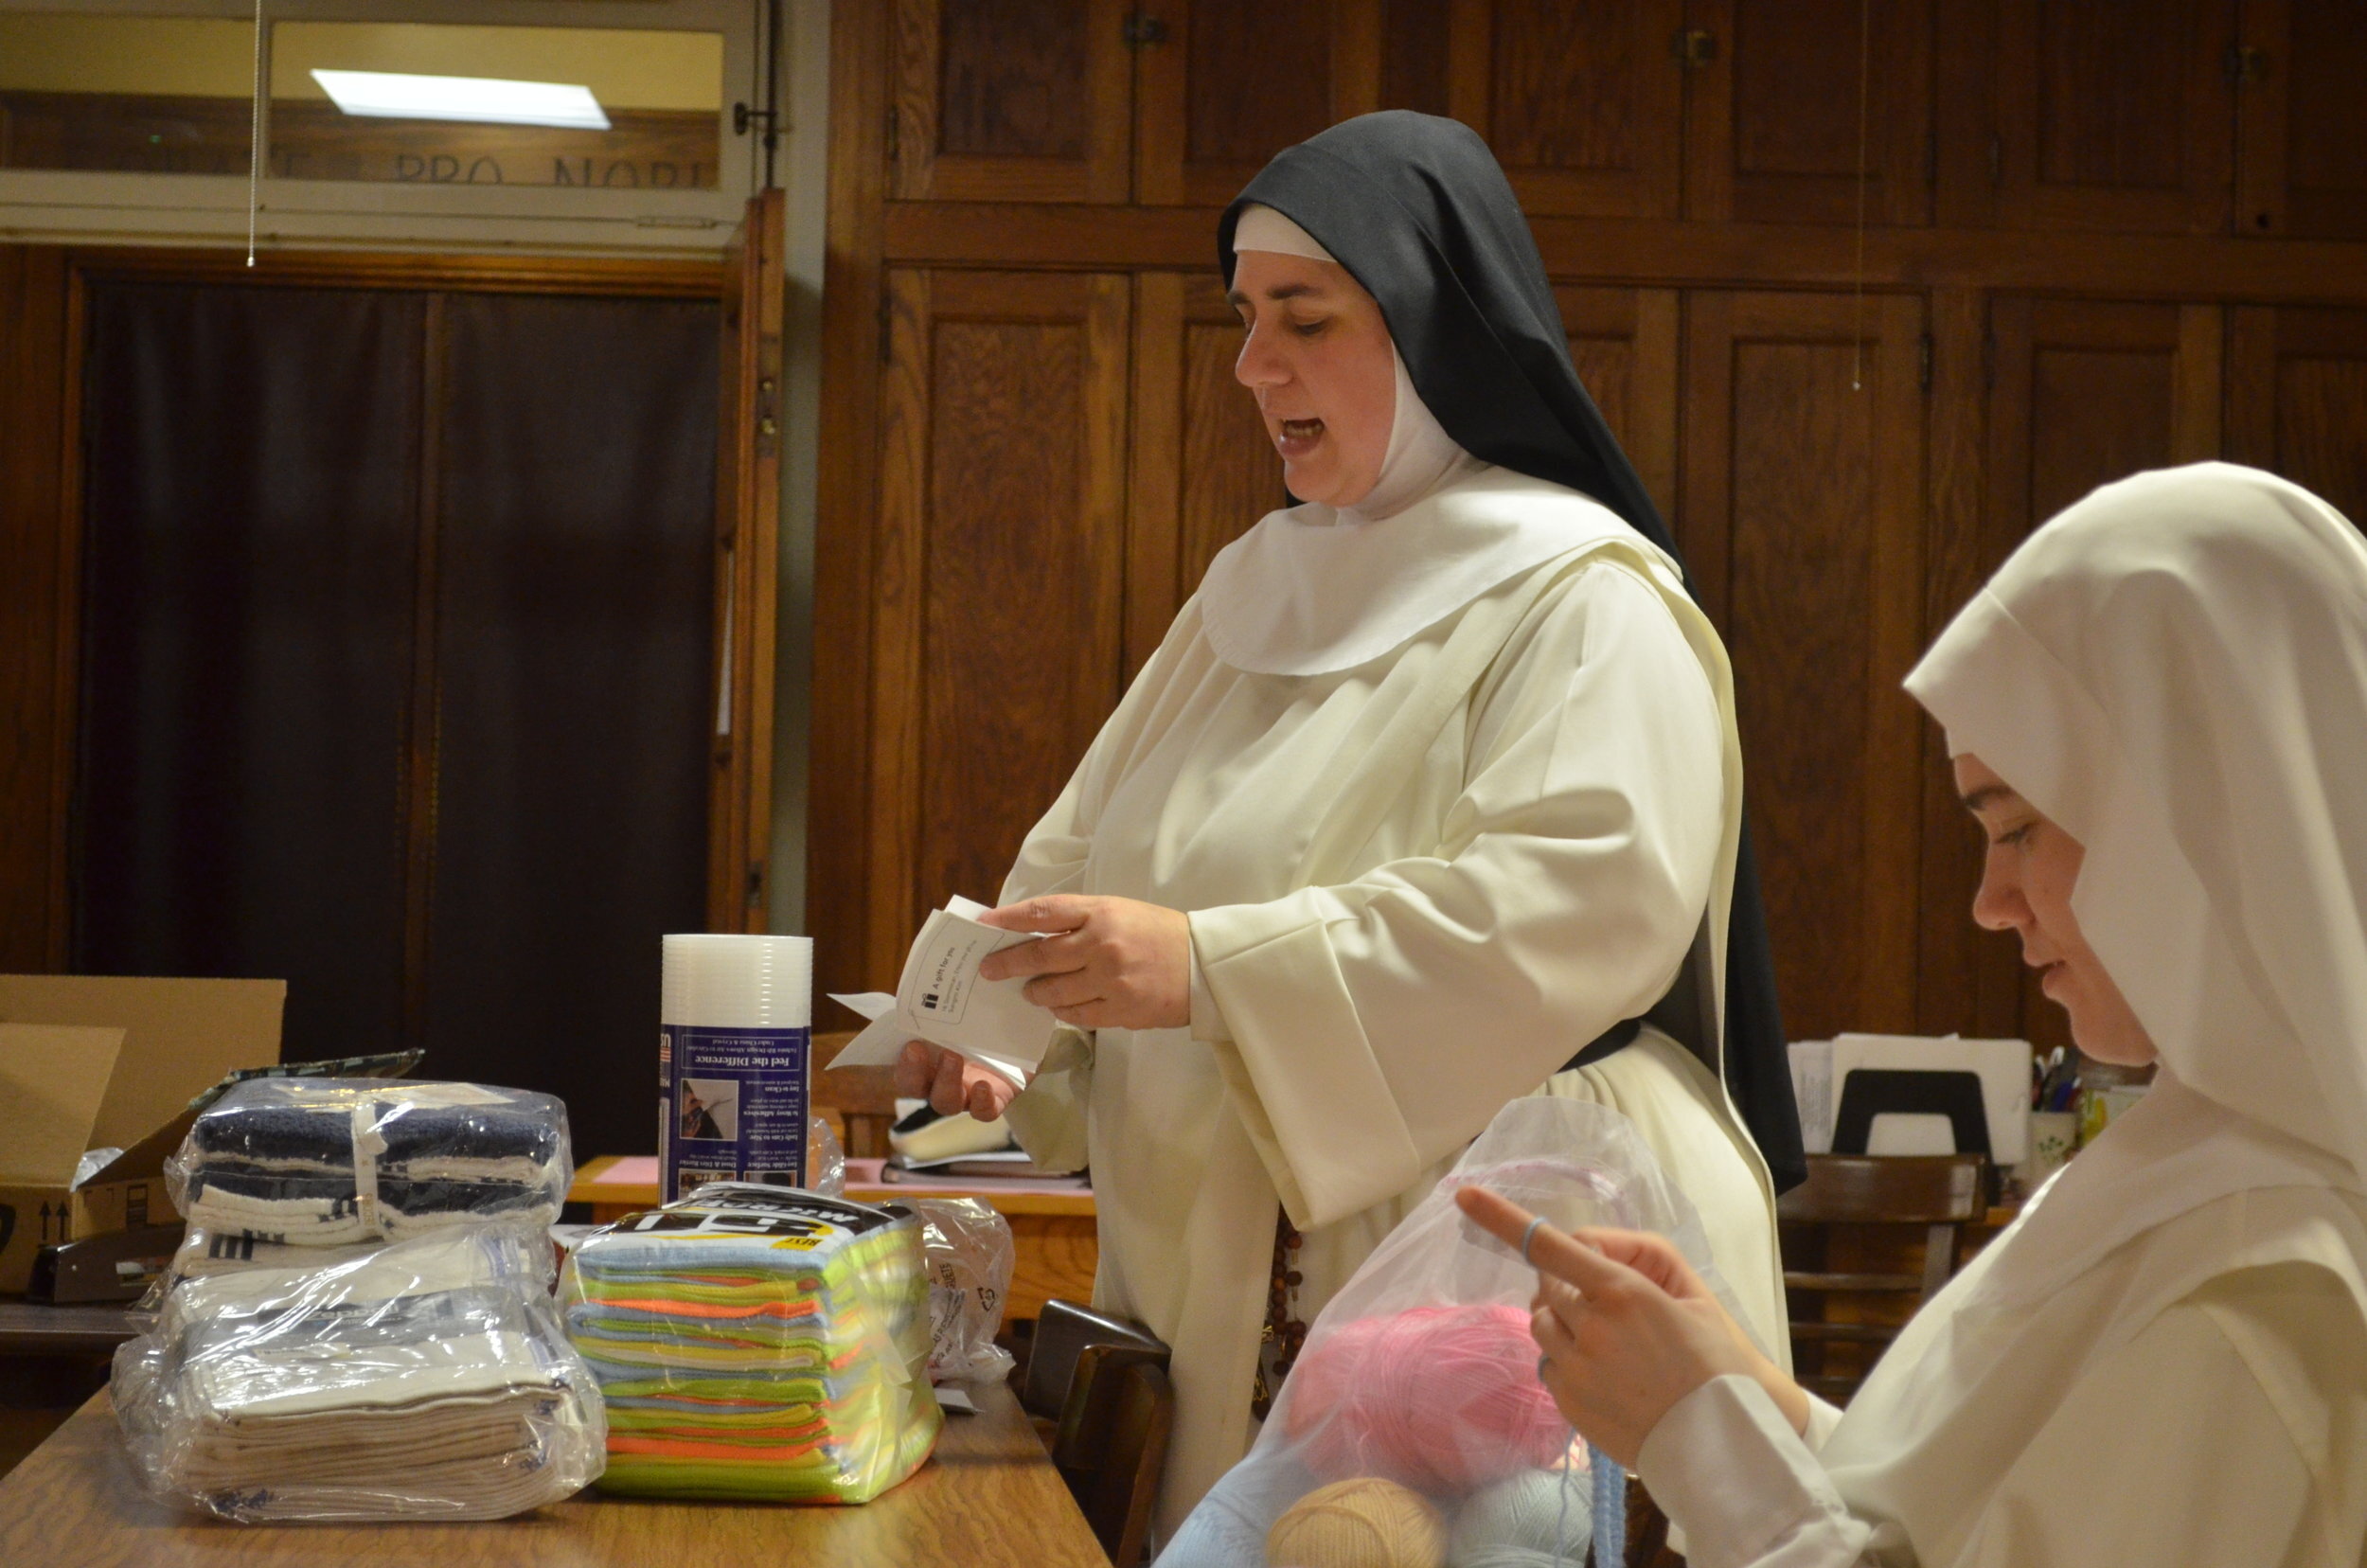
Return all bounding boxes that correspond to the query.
[864,271,1131,982]
[1680,0,1934,225]
[1681,290,1928,1044]
[1964,296,2224,1049]
[1993,0,2236,233]
[1133,0,1383,205]
[1126,273,1287,675]
[1448,0,1686,219]
[1555,284,1680,519]
[2229,307,2367,526]
[2234,0,2367,240]
[889,0,1134,203]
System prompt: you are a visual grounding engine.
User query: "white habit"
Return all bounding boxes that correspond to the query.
[1637,465,2367,1566]
[1001,462,1785,1533]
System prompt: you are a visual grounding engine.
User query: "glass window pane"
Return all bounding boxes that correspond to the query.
[271,24,722,188]
[0,15,261,175]
[0,15,724,189]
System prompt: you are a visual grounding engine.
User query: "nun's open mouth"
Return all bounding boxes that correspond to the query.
[1275,417,1326,457]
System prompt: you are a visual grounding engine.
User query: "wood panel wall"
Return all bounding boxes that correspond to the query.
[812,0,2367,1060]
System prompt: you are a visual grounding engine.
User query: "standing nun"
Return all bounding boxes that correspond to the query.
[897,112,1800,1532]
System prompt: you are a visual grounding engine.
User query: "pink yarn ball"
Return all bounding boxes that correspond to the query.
[1281,1305,1568,1494]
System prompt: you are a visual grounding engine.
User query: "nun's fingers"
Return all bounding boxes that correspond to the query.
[979,930,1088,984]
[1531,1300,1580,1365]
[1022,970,1101,1010]
[1567,1225,1710,1302]
[928,1047,971,1117]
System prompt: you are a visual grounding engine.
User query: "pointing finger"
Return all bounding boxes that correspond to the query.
[1453,1185,1634,1297]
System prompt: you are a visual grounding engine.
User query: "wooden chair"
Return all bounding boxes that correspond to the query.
[1020,1298,1174,1567]
[1778,1153,1988,1404]
[811,1029,900,1157]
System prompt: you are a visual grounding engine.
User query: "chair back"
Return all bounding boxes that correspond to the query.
[1777,1153,1988,1403]
[813,1031,899,1157]
[1022,1299,1174,1566]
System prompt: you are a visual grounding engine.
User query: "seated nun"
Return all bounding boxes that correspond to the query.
[895,111,1802,1534]
[1462,462,2367,1566]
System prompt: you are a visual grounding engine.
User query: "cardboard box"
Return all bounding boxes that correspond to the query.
[0,976,285,1292]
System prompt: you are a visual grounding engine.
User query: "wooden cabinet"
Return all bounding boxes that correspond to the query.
[889,0,1134,202]
[1125,272,1284,674]
[1986,298,2224,539]
[1447,0,1686,219]
[2235,0,2367,240]
[1134,0,1384,205]
[1682,0,1934,226]
[865,270,1131,977]
[1555,284,1680,517]
[2228,306,2367,525]
[1680,290,1929,1044]
[1993,0,2236,234]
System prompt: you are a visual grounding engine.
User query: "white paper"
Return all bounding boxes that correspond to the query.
[1787,1041,1836,1154]
[824,897,1061,1085]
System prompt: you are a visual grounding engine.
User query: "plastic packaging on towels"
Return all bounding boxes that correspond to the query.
[560,1182,941,1502]
[166,1078,573,1247]
[1156,1098,1756,1568]
[110,1219,605,1522]
[661,935,814,1202]
[908,1198,1018,1384]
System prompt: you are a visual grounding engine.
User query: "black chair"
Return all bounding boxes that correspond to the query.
[1020,1299,1174,1566]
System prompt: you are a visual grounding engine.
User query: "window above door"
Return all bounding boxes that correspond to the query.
[0,0,762,252]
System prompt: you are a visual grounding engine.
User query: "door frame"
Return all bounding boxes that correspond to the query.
[2,242,761,975]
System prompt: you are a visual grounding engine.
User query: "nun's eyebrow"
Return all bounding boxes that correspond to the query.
[1959,783,2019,812]
[1225,282,1326,310]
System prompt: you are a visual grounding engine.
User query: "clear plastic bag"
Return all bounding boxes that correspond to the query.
[1158,1098,1752,1568]
[909,1197,1018,1383]
[561,1182,941,1502]
[111,1219,604,1522]
[166,1078,574,1247]
[809,1113,847,1198]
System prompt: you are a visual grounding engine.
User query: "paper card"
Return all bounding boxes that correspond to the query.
[823,894,1059,1085]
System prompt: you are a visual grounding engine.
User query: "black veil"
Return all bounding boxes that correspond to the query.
[1222,111,1805,1191]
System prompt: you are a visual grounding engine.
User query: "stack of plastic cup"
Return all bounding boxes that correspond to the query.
[659,935,813,1202]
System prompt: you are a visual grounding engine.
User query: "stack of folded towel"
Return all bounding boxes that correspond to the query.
[562,1184,940,1502]
[114,1222,605,1521]
[169,1079,572,1248]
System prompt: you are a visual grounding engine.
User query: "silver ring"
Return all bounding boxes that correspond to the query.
[1536,1353,1552,1380]
[1520,1215,1547,1265]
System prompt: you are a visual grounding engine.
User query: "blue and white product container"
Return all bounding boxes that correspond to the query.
[659,934,813,1203]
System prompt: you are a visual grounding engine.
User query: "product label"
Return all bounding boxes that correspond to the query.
[659,1024,809,1202]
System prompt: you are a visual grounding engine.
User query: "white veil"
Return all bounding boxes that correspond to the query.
[1906,463,2367,1187]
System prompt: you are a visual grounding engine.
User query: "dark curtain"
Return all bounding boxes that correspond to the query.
[73,281,718,1158]
[426,294,716,1156]
[77,283,421,1056]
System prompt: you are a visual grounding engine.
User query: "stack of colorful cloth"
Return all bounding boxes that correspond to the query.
[167,1078,573,1248]
[112,1221,605,1521]
[561,1184,940,1502]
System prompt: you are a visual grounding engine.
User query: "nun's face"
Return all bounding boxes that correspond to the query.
[1228,250,1397,507]
[1955,754,2157,1067]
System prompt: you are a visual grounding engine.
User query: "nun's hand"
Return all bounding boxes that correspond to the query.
[894,1041,1020,1121]
[975,895,1192,1031]
[1453,1186,1809,1468]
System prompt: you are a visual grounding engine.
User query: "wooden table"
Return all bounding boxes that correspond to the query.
[0,1380,1110,1568]
[571,1156,1100,1325]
